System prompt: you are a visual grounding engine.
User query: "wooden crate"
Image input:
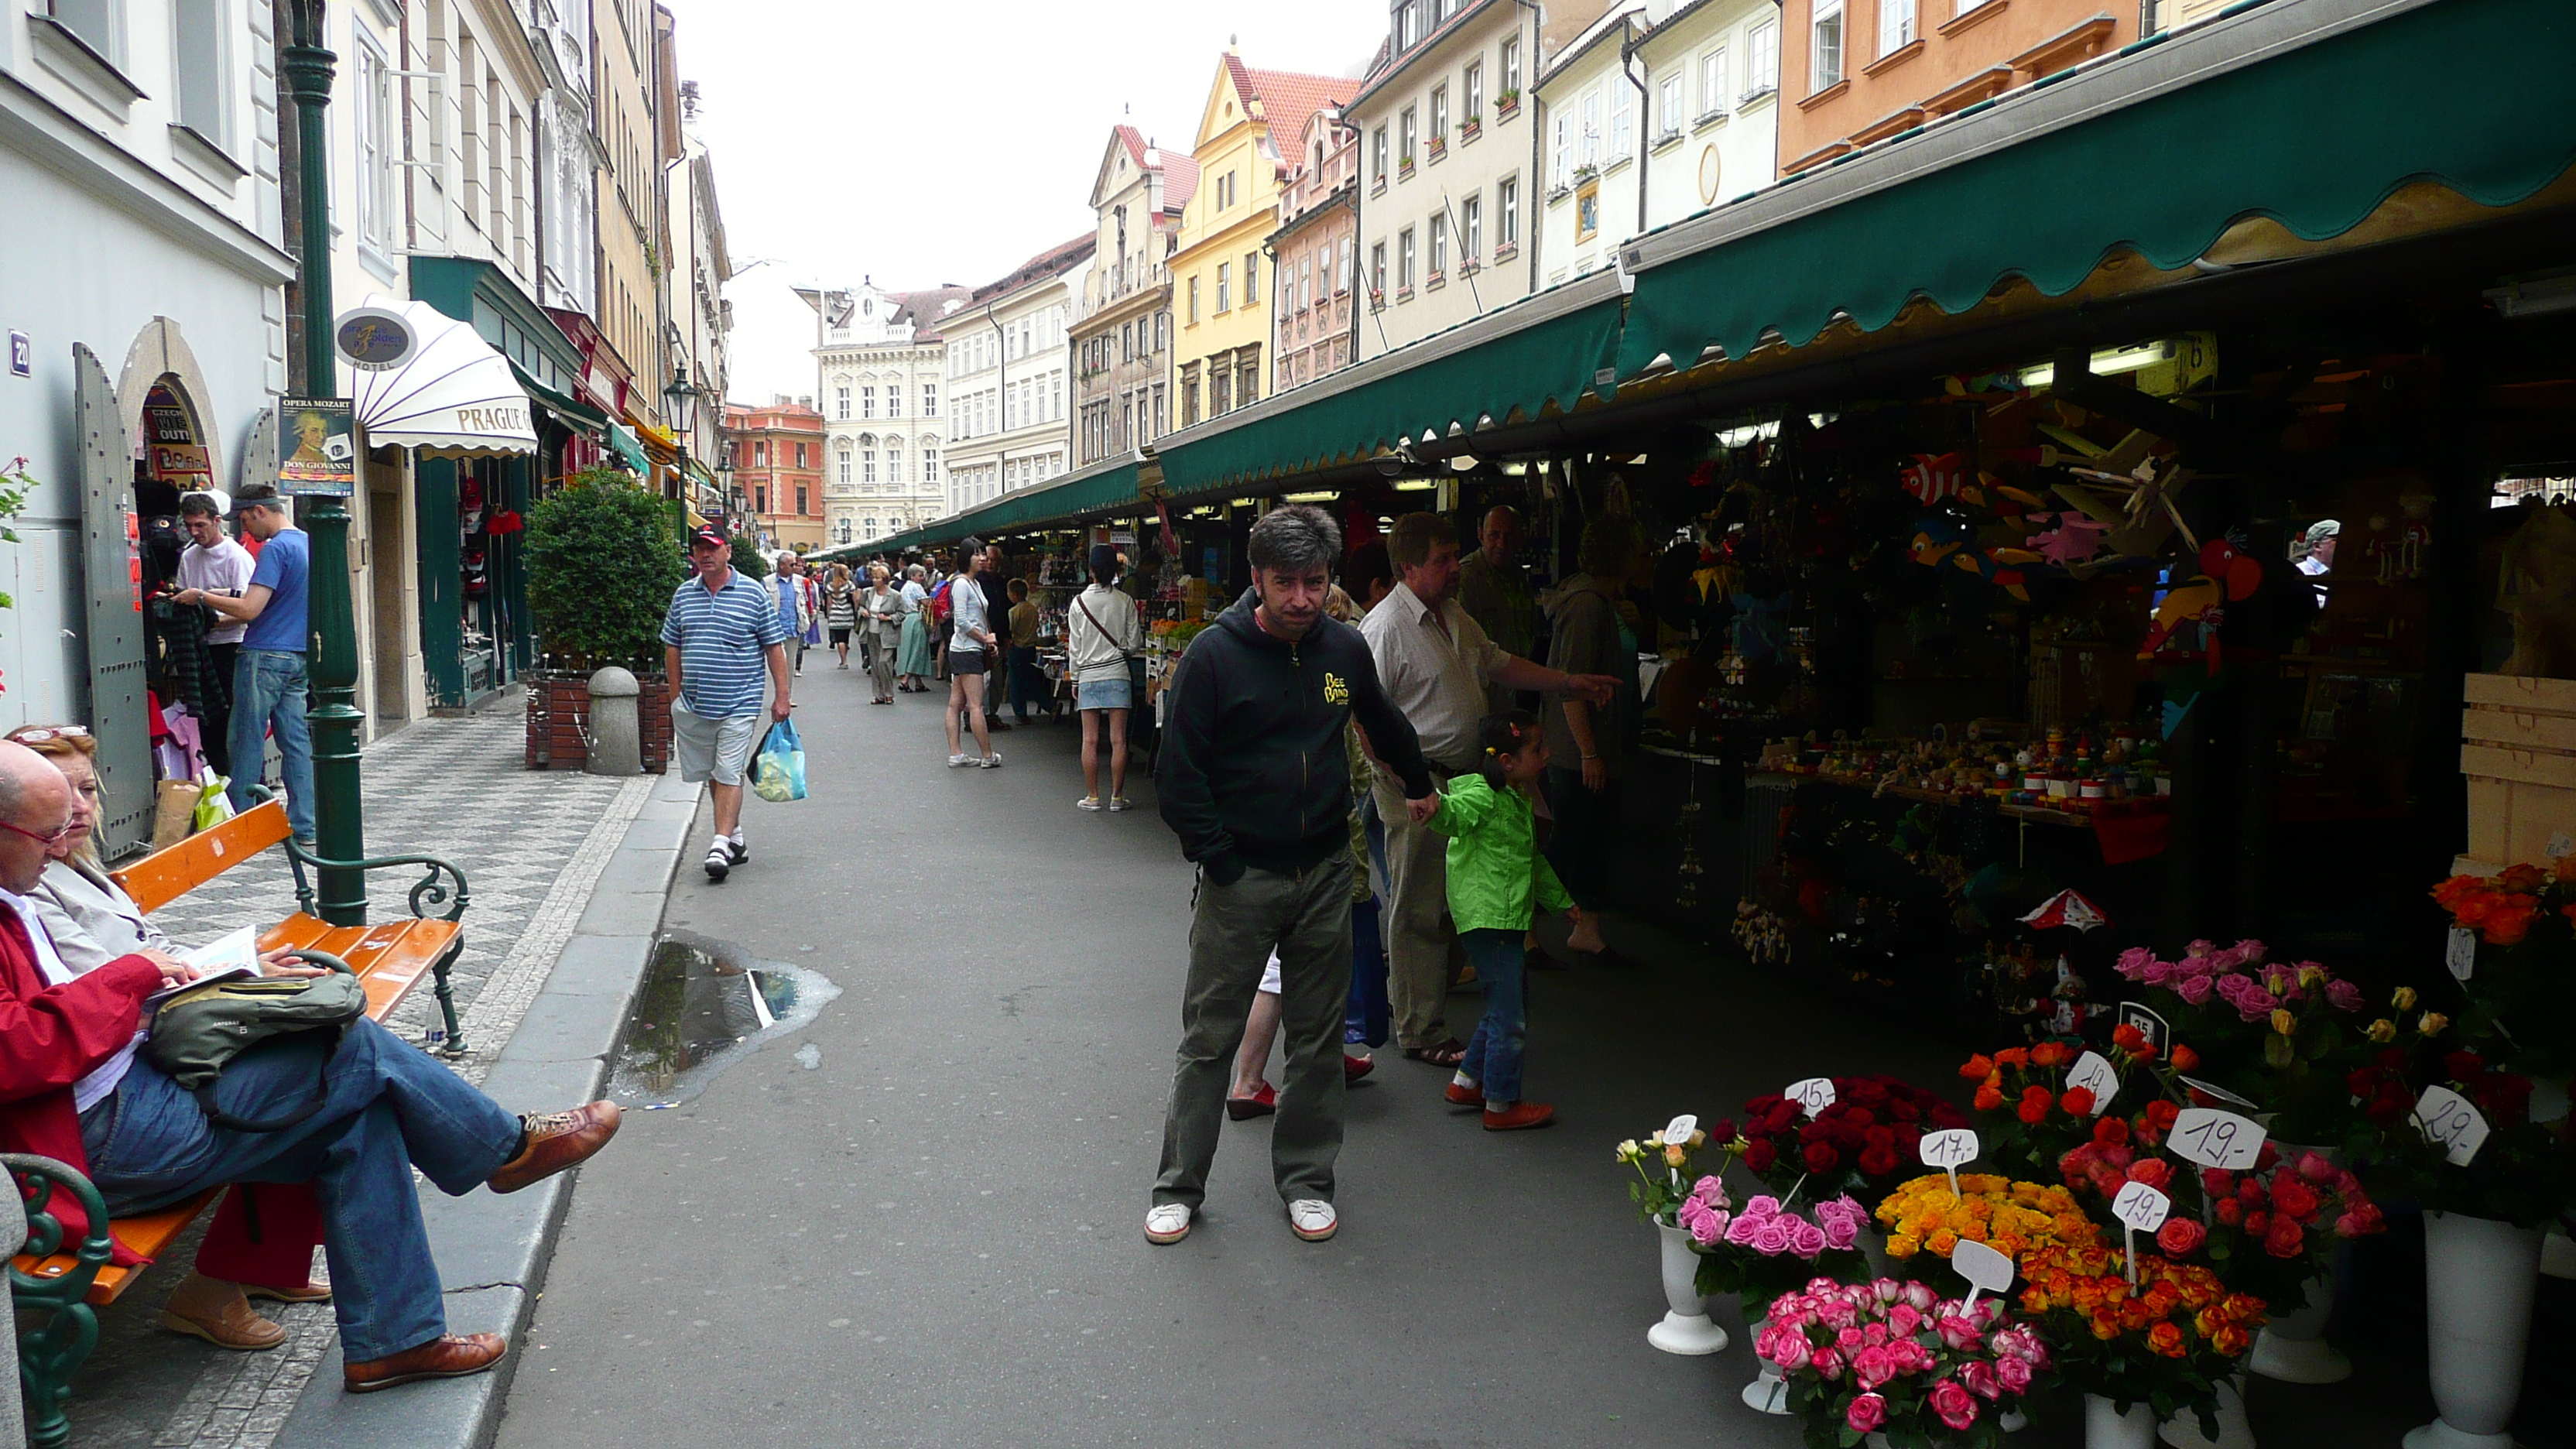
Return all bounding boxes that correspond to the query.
[2459,673,2576,872]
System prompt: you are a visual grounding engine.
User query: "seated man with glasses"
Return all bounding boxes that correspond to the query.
[0,739,622,1392]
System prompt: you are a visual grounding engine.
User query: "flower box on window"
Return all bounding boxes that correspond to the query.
[1495,90,1522,120]
[1427,135,1447,161]
[1399,156,1416,180]
[1461,115,1482,142]
[1427,269,1445,289]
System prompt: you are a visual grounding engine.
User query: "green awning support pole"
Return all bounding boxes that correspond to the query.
[283,0,367,927]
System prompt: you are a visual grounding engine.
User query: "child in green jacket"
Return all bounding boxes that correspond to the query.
[1425,711,1576,1130]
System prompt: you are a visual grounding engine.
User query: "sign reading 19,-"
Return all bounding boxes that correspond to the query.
[2065,1050,2119,1116]
[2168,1108,2266,1171]
[2109,1180,2172,1288]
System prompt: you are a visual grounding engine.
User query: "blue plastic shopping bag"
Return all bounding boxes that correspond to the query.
[753,718,807,803]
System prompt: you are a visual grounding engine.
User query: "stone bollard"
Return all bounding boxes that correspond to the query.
[585,666,643,775]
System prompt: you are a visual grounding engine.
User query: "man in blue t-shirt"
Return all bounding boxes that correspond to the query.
[174,485,314,840]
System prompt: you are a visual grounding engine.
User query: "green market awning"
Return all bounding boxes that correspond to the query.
[1612,0,2576,381]
[810,457,1145,565]
[1155,273,1625,498]
[605,423,650,477]
[509,361,608,433]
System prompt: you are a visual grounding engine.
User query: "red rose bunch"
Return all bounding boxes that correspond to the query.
[1735,1077,1968,1211]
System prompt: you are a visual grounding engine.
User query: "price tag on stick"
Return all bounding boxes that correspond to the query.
[2170,1108,2267,1171]
[1951,1237,2015,1314]
[2413,1085,2492,1167]
[2445,927,2478,983]
[2110,1181,2172,1288]
[1785,1077,1838,1119]
[1919,1128,1980,1198]
[2067,1050,2119,1116]
[2177,1075,2260,1111]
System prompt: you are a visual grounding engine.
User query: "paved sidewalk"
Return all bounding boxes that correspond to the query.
[63,693,660,1449]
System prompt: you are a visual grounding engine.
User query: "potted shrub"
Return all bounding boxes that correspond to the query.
[523,466,688,771]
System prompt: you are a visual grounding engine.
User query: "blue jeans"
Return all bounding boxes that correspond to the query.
[227,648,314,839]
[1457,928,1530,1105]
[1345,897,1388,1047]
[80,1018,522,1362]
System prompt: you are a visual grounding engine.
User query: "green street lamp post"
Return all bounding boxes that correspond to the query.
[283,0,368,926]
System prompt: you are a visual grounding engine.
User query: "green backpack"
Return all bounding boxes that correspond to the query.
[142,952,367,1132]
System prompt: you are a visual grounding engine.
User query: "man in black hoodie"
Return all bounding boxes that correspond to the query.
[1148,505,1437,1248]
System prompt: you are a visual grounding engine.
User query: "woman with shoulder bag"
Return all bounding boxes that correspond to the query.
[1065,545,1142,811]
[862,564,904,704]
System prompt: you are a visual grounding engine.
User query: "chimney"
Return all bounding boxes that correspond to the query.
[797,395,814,409]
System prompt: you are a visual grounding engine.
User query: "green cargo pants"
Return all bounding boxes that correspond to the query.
[1153,855,1354,1211]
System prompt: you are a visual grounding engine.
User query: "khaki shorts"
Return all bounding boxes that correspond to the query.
[673,701,762,786]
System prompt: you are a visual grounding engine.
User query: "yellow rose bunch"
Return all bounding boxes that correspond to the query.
[1875,1173,2103,1268]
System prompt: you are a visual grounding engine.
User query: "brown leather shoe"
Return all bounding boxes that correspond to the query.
[487,1101,622,1194]
[158,1276,284,1351]
[342,1332,508,1392]
[243,1270,332,1304]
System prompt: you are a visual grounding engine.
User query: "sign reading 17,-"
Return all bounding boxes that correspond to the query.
[2169,1108,2266,1171]
[1919,1127,1979,1198]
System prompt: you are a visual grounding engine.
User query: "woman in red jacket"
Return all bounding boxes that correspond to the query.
[0,742,617,1394]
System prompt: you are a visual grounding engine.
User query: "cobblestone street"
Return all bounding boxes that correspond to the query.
[67,694,657,1449]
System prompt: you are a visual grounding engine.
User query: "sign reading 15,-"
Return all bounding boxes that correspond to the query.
[1785,1077,1837,1119]
[2169,1108,2266,1171]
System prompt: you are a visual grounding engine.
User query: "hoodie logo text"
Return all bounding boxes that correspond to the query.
[1322,671,1348,704]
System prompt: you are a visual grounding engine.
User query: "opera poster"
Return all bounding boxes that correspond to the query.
[278,397,355,497]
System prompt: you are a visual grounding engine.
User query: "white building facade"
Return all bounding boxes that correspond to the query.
[666,124,733,503]
[1351,0,1612,361]
[809,283,964,546]
[1538,0,1783,285]
[941,238,1088,514]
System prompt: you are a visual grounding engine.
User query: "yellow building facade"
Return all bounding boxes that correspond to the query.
[1168,53,1352,429]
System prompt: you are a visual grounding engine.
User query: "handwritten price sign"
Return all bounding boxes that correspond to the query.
[2109,1180,2171,1289]
[2170,1108,2267,1171]
[2110,1180,2172,1233]
[2066,1051,2119,1116]
[2413,1085,2492,1167]
[1785,1078,1838,1119]
[2445,927,2477,983]
[1920,1128,1979,1197]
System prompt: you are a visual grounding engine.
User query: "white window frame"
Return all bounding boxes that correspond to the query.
[1550,110,1571,187]
[1428,213,1447,277]
[1656,74,1682,138]
[351,32,397,253]
[1747,19,1780,98]
[1216,261,1231,313]
[1501,35,1523,94]
[1609,75,1635,159]
[1812,0,1845,90]
[1700,46,1728,118]
[1881,0,1917,56]
[1430,83,1448,143]
[1461,192,1482,259]
[1497,175,1519,248]
[1398,227,1416,290]
[1579,87,1602,170]
[1464,60,1483,121]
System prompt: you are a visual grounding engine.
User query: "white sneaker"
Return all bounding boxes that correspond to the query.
[978,753,1003,769]
[1108,796,1132,812]
[1077,796,1104,811]
[1286,1199,1338,1242]
[1144,1203,1193,1245]
[947,753,973,768]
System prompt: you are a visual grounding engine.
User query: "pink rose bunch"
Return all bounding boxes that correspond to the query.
[1756,1278,2047,1442]
[1675,1175,1732,1247]
[2113,938,2362,1022]
[1722,1194,1862,1260]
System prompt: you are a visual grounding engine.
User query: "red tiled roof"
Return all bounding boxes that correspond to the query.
[1227,60,1356,153]
[1113,124,1149,170]
[888,286,974,343]
[969,234,1095,304]
[1160,152,1201,212]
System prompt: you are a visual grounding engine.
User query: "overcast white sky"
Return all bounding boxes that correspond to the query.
[662,0,1391,407]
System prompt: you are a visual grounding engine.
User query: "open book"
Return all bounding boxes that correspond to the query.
[141,926,262,1015]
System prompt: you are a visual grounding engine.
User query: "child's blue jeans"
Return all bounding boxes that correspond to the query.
[1458,927,1528,1105]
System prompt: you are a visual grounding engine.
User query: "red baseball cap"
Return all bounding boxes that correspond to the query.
[687,525,727,550]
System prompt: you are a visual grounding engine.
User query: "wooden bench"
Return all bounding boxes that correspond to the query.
[7,799,469,1447]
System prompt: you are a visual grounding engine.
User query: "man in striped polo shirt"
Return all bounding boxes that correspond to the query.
[663,526,792,881]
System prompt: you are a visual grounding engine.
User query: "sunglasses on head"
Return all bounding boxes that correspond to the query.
[7,726,89,745]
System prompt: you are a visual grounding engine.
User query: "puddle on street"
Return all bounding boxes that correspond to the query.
[611,930,840,1108]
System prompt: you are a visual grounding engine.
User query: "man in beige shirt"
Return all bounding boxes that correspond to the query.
[1357,512,1616,1064]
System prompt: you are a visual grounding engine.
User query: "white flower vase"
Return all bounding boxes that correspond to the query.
[2405,1211,2544,1449]
[1739,1316,1790,1413]
[1646,1222,1728,1355]
[2156,1373,2255,1449]
[2002,1407,2031,1433]
[2247,1273,2350,1384]
[2087,1394,2160,1449]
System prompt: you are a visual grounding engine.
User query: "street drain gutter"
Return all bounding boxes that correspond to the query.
[271,769,704,1449]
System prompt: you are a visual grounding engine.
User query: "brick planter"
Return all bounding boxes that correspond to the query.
[526,670,674,773]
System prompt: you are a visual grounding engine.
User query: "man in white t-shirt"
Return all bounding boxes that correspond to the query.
[944,539,1000,769]
[175,492,255,776]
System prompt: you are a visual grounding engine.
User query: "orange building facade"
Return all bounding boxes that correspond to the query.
[1776,0,2140,176]
[724,398,829,553]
